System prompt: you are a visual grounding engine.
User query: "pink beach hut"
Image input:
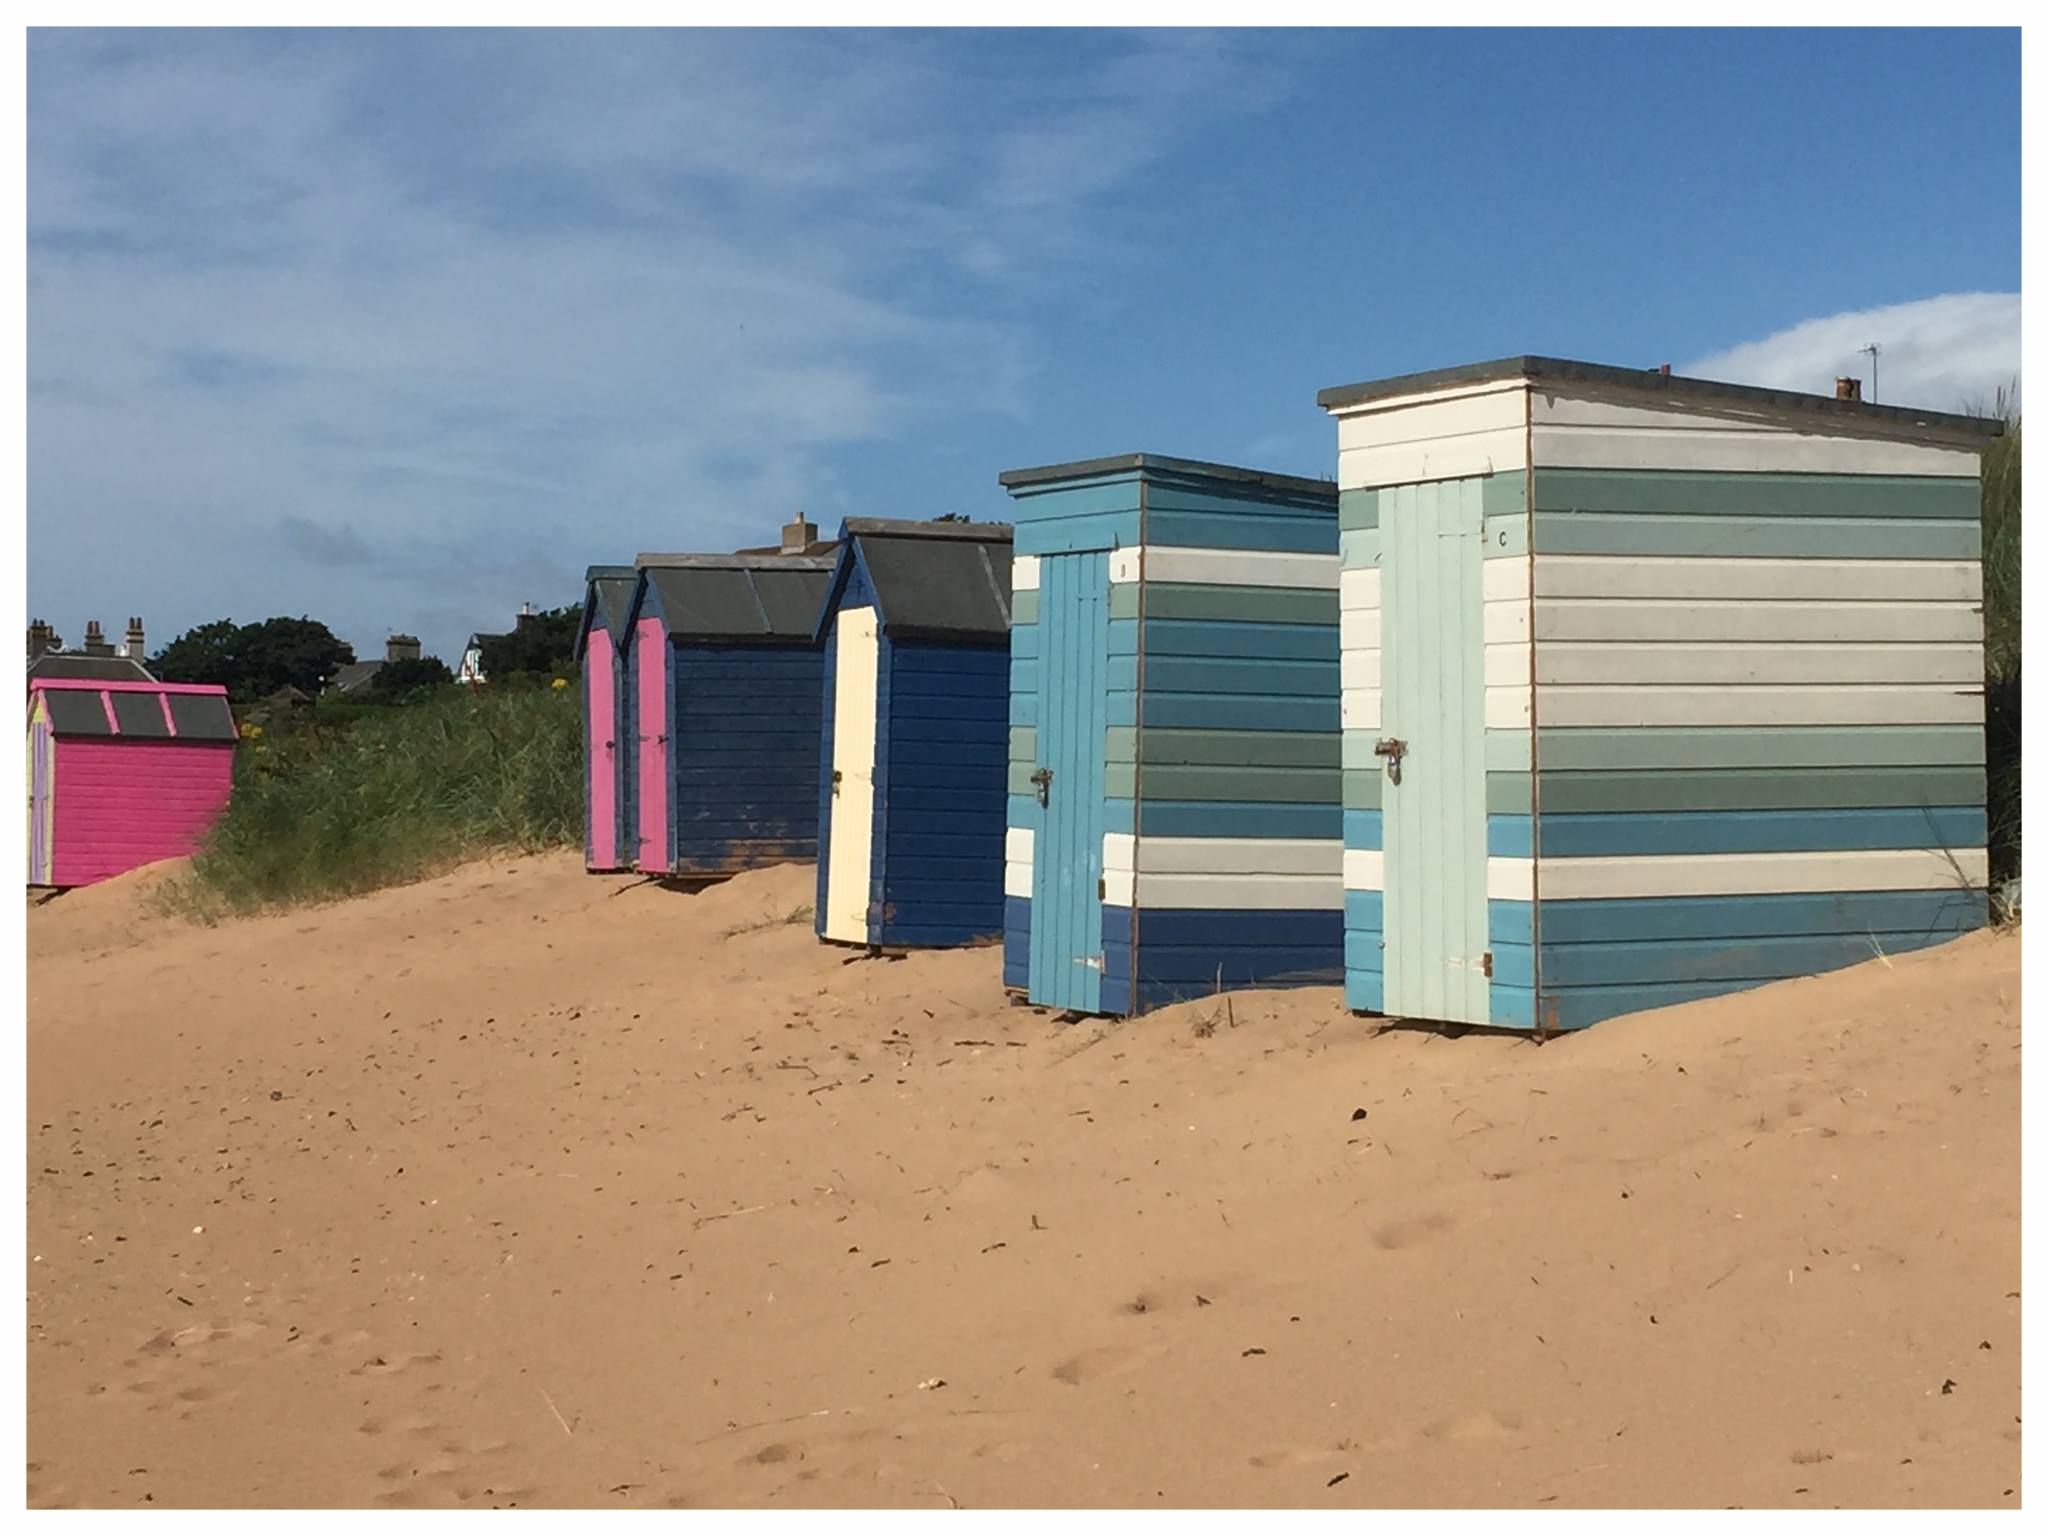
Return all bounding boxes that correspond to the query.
[26,674,238,888]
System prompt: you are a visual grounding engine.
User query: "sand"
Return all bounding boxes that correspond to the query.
[25,853,2021,1508]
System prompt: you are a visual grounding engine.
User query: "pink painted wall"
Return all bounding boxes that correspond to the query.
[584,629,618,869]
[49,737,234,887]
[634,617,669,871]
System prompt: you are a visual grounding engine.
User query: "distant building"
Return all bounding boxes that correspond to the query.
[455,603,537,686]
[26,616,156,683]
[326,634,423,696]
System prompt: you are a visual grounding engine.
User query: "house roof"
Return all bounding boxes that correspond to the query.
[997,453,1336,498]
[818,520,1014,642]
[1313,354,2006,443]
[28,677,235,740]
[328,660,385,695]
[27,652,156,683]
[632,555,836,642]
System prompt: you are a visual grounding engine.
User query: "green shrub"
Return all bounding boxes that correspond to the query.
[171,681,584,915]
[1979,402,2020,892]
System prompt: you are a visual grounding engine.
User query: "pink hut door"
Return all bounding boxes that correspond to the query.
[634,617,669,871]
[585,629,617,869]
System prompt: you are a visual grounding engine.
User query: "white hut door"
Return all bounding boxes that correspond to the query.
[824,607,880,942]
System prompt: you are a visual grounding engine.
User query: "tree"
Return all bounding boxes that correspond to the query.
[150,619,243,689]
[479,605,579,684]
[150,616,357,703]
[369,655,456,700]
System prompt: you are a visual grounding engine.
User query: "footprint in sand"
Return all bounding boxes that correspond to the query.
[1420,1408,1523,1443]
[1371,1212,1454,1251]
[1050,1340,1167,1385]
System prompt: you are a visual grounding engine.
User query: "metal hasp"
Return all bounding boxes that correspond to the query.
[1030,765,1053,806]
[831,767,843,796]
[1373,736,1407,785]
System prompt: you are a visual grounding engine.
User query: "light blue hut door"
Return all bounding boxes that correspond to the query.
[1029,550,1109,1012]
[1380,480,1491,1025]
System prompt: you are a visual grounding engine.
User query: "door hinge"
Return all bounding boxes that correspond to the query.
[1482,950,1493,979]
[1097,876,1106,901]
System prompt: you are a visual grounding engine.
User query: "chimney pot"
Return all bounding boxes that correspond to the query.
[781,511,818,555]
[1835,376,1862,402]
[1659,362,1671,376]
[124,616,145,660]
[385,633,422,664]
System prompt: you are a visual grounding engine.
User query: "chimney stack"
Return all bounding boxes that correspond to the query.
[27,619,55,659]
[385,633,422,664]
[82,620,114,658]
[1835,376,1862,402]
[781,512,817,555]
[123,616,145,660]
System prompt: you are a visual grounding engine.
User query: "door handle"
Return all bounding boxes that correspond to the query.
[1374,737,1407,786]
[1030,765,1053,806]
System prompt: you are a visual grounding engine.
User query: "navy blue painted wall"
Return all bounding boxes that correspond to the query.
[874,639,1009,946]
[670,642,825,875]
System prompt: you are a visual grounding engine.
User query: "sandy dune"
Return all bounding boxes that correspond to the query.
[25,853,2020,1508]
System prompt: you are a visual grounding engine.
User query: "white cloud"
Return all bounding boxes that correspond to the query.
[1684,292,2020,415]
[27,29,1290,663]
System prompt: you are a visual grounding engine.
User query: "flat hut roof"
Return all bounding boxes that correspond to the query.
[823,519,1014,642]
[631,554,837,643]
[28,677,236,741]
[996,452,1336,497]
[1314,354,2005,446]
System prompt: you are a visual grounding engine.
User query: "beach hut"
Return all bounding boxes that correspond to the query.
[574,564,640,872]
[998,454,1342,1015]
[621,552,836,876]
[26,675,236,888]
[812,519,1014,948]
[1316,355,2001,1033]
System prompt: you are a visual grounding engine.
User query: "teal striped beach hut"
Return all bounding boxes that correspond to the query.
[1317,356,2003,1033]
[999,454,1341,1016]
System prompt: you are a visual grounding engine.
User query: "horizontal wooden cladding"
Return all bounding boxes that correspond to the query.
[1103,763,1339,804]
[1484,597,1983,645]
[1339,567,1382,611]
[1011,590,1039,626]
[1105,725,1339,769]
[1335,384,1530,491]
[1111,582,1337,626]
[1528,401,1983,478]
[1490,888,1988,946]
[1012,554,1041,591]
[1110,655,1338,697]
[1340,471,1526,530]
[1530,466,1983,519]
[1124,799,1340,839]
[1489,683,1984,730]
[1339,608,1381,652]
[1102,869,1343,911]
[1514,723,1984,771]
[1487,846,1990,902]
[1500,764,1986,814]
[1109,618,1337,663]
[1107,546,1338,589]
[1490,927,1970,992]
[1530,512,1979,561]
[1489,554,1981,603]
[1484,641,1984,688]
[1489,804,1986,859]
[1102,833,1339,875]
[1342,847,1384,891]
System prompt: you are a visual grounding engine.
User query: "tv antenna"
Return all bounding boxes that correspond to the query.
[1859,342,1881,403]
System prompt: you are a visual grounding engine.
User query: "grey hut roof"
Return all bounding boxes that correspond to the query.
[575,564,640,659]
[997,453,1335,498]
[32,687,236,740]
[1313,355,2005,444]
[26,652,155,683]
[632,554,837,642]
[823,519,1014,642]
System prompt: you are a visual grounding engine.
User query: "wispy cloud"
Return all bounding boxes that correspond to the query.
[1684,292,2020,414]
[28,28,1291,661]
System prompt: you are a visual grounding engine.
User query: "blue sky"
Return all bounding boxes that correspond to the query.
[28,27,2020,667]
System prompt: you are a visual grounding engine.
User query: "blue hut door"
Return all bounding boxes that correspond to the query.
[824,606,880,942]
[1380,480,1491,1025]
[1028,550,1109,1011]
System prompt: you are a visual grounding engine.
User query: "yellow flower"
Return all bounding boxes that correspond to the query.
[551,677,568,689]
